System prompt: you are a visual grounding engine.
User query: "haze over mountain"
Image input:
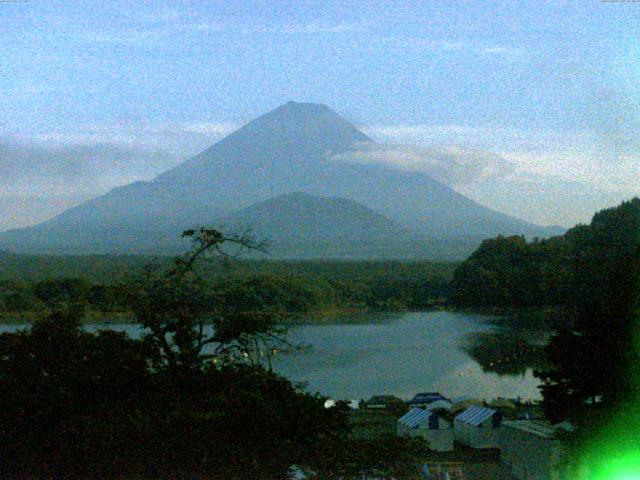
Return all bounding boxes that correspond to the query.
[0,102,558,258]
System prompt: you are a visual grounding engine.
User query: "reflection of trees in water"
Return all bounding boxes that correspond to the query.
[462,329,549,376]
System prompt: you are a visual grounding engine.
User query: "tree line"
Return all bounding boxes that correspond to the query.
[449,199,640,311]
[0,260,454,319]
[451,198,640,475]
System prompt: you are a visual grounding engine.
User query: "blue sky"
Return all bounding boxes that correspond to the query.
[1,0,640,228]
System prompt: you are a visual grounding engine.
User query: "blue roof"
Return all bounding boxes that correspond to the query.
[425,399,453,411]
[408,392,449,404]
[455,406,497,426]
[398,408,433,429]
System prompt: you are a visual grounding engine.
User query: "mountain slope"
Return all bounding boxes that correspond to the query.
[222,192,403,241]
[0,101,551,257]
[219,192,407,258]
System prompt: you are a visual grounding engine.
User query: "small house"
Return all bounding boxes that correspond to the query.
[397,407,454,451]
[454,405,503,449]
[408,392,450,408]
[500,420,573,480]
[425,399,453,412]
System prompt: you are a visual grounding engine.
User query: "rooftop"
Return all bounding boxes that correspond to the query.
[502,420,574,439]
[398,408,432,428]
[409,392,450,404]
[367,395,400,404]
[455,406,499,426]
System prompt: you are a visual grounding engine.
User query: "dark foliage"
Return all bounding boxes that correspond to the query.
[0,310,351,478]
[449,234,573,308]
[0,258,454,319]
[450,198,640,312]
[451,198,640,424]
[0,228,428,478]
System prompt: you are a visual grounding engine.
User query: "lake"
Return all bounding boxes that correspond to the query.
[0,310,545,401]
[273,310,544,401]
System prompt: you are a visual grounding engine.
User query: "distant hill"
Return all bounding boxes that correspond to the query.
[0,101,554,258]
[222,191,401,241]
[449,197,640,308]
[218,192,472,259]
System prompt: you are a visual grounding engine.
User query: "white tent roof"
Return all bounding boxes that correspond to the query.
[456,405,497,426]
[398,408,432,428]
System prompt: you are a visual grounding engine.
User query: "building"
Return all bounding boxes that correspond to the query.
[425,399,453,412]
[454,405,503,449]
[364,395,402,410]
[500,420,573,480]
[408,392,450,408]
[422,462,465,478]
[397,407,454,451]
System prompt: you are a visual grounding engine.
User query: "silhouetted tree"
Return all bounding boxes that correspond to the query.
[0,227,430,478]
[123,227,294,372]
[534,200,640,422]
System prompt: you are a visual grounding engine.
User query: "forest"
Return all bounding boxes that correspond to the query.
[0,229,430,478]
[449,198,640,311]
[451,198,640,474]
[0,256,455,321]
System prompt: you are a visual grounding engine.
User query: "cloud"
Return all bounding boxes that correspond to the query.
[186,19,368,35]
[180,122,237,136]
[364,124,488,146]
[136,8,366,34]
[482,46,525,59]
[0,121,237,231]
[330,143,514,187]
[189,19,368,36]
[500,150,640,197]
[0,119,237,198]
[81,18,367,46]
[13,121,237,157]
[362,124,576,154]
[360,123,640,226]
[141,10,191,23]
[375,38,528,61]
[276,20,367,34]
[362,122,640,190]
[0,194,96,232]
[580,88,640,163]
[456,171,630,228]
[82,30,158,45]
[0,139,180,196]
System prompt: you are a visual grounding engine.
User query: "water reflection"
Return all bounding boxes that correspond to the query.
[0,311,547,400]
[274,311,544,400]
[460,316,551,376]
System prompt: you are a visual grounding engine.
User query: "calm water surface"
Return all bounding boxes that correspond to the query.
[273,311,543,401]
[0,310,543,401]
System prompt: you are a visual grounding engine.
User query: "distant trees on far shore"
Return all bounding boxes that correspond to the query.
[0,259,454,320]
[451,198,640,475]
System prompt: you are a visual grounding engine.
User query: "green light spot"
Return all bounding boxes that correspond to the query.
[588,453,640,480]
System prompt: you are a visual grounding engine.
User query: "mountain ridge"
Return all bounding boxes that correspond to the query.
[0,102,554,258]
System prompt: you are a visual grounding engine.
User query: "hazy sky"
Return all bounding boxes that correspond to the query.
[1,0,639,229]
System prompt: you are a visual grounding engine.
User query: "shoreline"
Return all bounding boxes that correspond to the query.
[0,305,559,327]
[0,306,430,326]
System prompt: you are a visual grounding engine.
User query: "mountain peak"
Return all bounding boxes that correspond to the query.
[160,102,371,185]
[245,101,369,148]
[276,101,332,114]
